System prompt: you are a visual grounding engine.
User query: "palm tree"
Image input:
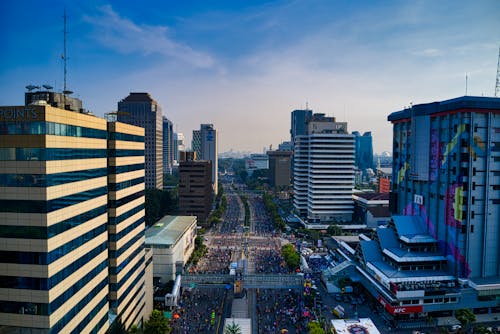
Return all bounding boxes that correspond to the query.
[224,320,242,334]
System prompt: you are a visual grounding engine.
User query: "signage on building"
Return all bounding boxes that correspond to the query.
[0,107,42,122]
[414,194,424,205]
[377,295,423,315]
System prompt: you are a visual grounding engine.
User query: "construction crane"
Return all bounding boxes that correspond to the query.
[496,46,500,97]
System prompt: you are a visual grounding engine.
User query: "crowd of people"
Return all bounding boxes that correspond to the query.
[190,248,233,274]
[170,288,228,334]
[252,248,290,274]
[256,289,310,334]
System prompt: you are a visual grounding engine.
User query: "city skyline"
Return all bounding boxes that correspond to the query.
[1,0,499,153]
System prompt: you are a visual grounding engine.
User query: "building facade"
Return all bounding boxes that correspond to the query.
[290,109,312,144]
[192,124,218,194]
[145,216,197,283]
[117,93,163,189]
[293,113,355,226]
[353,131,374,171]
[178,160,213,226]
[0,104,110,333]
[245,153,269,176]
[107,122,149,329]
[191,130,201,160]
[0,102,151,333]
[267,150,292,189]
[162,117,174,175]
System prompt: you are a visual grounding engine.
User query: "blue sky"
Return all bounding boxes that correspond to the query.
[1,0,499,153]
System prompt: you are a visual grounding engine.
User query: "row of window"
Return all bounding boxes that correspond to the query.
[109,191,145,209]
[0,168,107,187]
[108,177,145,192]
[110,245,145,276]
[107,163,144,175]
[109,254,144,293]
[0,225,106,265]
[0,148,145,161]
[0,121,107,138]
[0,186,107,213]
[0,243,107,290]
[108,132,144,143]
[111,269,145,309]
[71,297,108,334]
[109,232,144,259]
[109,203,145,225]
[109,216,145,242]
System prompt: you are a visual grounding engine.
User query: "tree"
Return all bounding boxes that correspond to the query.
[307,321,325,334]
[128,325,142,334]
[282,244,300,270]
[144,310,171,334]
[224,320,242,334]
[326,224,342,236]
[455,308,476,331]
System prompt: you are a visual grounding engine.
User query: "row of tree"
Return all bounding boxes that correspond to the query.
[240,195,250,227]
[262,193,286,231]
[281,243,300,270]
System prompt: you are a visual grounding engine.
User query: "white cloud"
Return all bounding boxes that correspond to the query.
[83,5,215,68]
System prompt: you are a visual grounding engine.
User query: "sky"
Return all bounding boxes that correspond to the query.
[1,1,499,154]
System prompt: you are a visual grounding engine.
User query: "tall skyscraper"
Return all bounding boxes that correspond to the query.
[0,97,151,332]
[191,130,201,160]
[388,96,500,282]
[162,117,174,175]
[0,103,110,333]
[293,113,355,226]
[352,131,374,171]
[117,93,163,190]
[192,124,218,194]
[107,122,150,329]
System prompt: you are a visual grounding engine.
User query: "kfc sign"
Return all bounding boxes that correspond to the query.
[378,295,423,315]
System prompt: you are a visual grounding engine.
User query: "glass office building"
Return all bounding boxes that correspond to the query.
[0,103,151,333]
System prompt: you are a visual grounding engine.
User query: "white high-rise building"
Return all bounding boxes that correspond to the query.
[293,113,355,226]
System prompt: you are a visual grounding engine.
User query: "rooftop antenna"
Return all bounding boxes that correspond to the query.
[61,8,73,106]
[305,101,309,110]
[495,46,500,97]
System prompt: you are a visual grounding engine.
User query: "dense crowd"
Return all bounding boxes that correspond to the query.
[191,248,233,274]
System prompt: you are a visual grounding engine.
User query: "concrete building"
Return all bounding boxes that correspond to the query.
[200,124,218,194]
[162,117,174,175]
[290,109,312,144]
[144,216,197,284]
[107,122,149,329]
[117,92,163,190]
[327,96,500,327]
[267,150,292,189]
[352,192,390,228]
[293,113,355,227]
[0,100,152,333]
[178,160,213,226]
[173,132,185,164]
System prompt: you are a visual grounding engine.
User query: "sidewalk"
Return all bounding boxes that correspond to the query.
[436,312,500,326]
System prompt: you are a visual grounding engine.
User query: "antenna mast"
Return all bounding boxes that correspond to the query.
[62,9,69,107]
[495,46,500,97]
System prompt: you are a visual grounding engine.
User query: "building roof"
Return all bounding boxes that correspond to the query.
[355,192,389,201]
[388,96,500,122]
[367,206,390,218]
[392,215,436,243]
[331,318,381,334]
[120,92,158,104]
[145,215,196,247]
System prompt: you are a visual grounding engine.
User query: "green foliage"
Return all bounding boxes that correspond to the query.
[326,224,343,236]
[109,319,127,334]
[128,325,141,334]
[224,321,242,334]
[282,243,300,270]
[188,236,207,266]
[240,195,251,227]
[307,321,325,334]
[262,193,286,231]
[455,308,476,327]
[144,310,171,334]
[145,189,178,226]
[245,169,269,190]
[473,326,494,334]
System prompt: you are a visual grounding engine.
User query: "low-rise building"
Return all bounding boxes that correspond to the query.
[352,192,390,228]
[145,215,197,284]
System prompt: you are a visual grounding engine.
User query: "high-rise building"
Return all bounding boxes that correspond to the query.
[388,96,500,282]
[293,113,355,226]
[332,96,500,325]
[191,130,201,160]
[352,131,374,171]
[107,122,150,329]
[117,93,163,189]
[290,109,312,144]
[162,117,174,175]
[178,159,213,227]
[173,132,185,164]
[0,98,151,332]
[192,124,218,194]
[267,150,292,189]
